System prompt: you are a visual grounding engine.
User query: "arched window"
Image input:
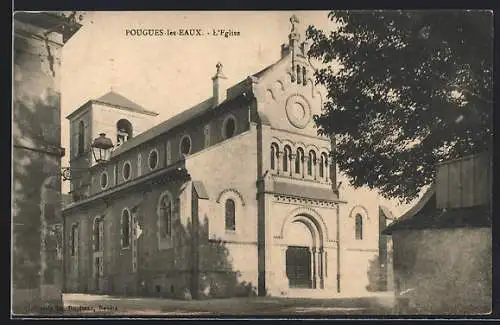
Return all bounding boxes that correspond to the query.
[320,153,328,179]
[270,143,279,170]
[70,223,79,256]
[225,199,236,231]
[180,135,192,156]
[159,194,172,238]
[295,148,304,174]
[121,209,130,248]
[122,162,131,181]
[93,217,102,252]
[77,121,85,155]
[283,145,292,173]
[355,214,363,240]
[148,149,159,170]
[308,150,316,176]
[93,218,101,252]
[222,115,237,139]
[117,119,133,146]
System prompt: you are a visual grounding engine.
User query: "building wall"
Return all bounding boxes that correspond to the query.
[64,176,191,296]
[436,153,492,209]
[252,54,325,140]
[62,38,393,299]
[92,102,158,149]
[392,228,491,314]
[85,104,250,196]
[68,107,92,195]
[337,172,383,294]
[186,127,260,296]
[13,14,69,313]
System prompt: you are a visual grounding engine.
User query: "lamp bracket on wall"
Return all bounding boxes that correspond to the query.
[60,167,86,181]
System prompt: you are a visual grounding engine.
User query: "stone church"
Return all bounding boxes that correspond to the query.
[62,17,395,298]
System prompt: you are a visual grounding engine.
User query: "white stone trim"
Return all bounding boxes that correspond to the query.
[122,160,132,181]
[100,171,109,190]
[148,148,159,171]
[179,134,192,156]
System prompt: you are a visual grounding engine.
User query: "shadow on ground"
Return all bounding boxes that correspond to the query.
[62,293,396,316]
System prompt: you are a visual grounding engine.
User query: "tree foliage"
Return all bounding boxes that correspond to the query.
[306,10,493,202]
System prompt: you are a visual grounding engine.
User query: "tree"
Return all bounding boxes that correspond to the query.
[306,10,493,202]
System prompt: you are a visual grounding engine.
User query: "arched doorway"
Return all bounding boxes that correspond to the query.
[283,215,325,290]
[286,221,313,288]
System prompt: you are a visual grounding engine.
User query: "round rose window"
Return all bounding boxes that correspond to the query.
[285,95,311,129]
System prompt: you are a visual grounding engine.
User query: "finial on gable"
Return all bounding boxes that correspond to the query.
[212,62,228,106]
[288,14,301,42]
[215,62,225,78]
[290,15,300,32]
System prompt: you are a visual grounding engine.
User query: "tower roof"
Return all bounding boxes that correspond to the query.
[66,90,159,119]
[94,90,159,116]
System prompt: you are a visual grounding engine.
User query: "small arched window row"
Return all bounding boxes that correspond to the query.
[282,145,292,173]
[292,64,308,86]
[270,142,330,181]
[319,152,329,179]
[294,147,304,174]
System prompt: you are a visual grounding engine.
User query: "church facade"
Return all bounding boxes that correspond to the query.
[62,18,394,298]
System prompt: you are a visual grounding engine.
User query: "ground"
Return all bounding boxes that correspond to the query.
[53,292,397,316]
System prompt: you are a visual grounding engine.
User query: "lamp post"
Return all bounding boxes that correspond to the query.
[91,133,114,164]
[59,133,113,181]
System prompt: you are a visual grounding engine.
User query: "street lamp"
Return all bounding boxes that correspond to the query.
[91,133,114,163]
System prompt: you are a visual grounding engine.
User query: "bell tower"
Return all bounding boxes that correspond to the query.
[66,90,159,202]
[279,15,311,85]
[66,101,93,201]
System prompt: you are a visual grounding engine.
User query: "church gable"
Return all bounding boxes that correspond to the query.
[251,18,326,139]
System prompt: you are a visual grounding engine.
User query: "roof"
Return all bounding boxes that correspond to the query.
[193,181,209,200]
[66,90,159,119]
[63,161,188,213]
[396,185,436,223]
[94,91,159,116]
[109,57,286,159]
[383,184,491,234]
[14,12,83,43]
[273,181,340,202]
[379,205,396,220]
[110,97,215,157]
[383,205,491,235]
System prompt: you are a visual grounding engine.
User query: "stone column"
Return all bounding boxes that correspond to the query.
[276,151,281,175]
[290,153,297,177]
[314,158,319,181]
[301,156,305,179]
[311,247,317,289]
[12,12,81,315]
[318,248,324,289]
[324,160,329,183]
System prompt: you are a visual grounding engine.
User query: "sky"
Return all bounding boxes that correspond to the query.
[59,11,415,215]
